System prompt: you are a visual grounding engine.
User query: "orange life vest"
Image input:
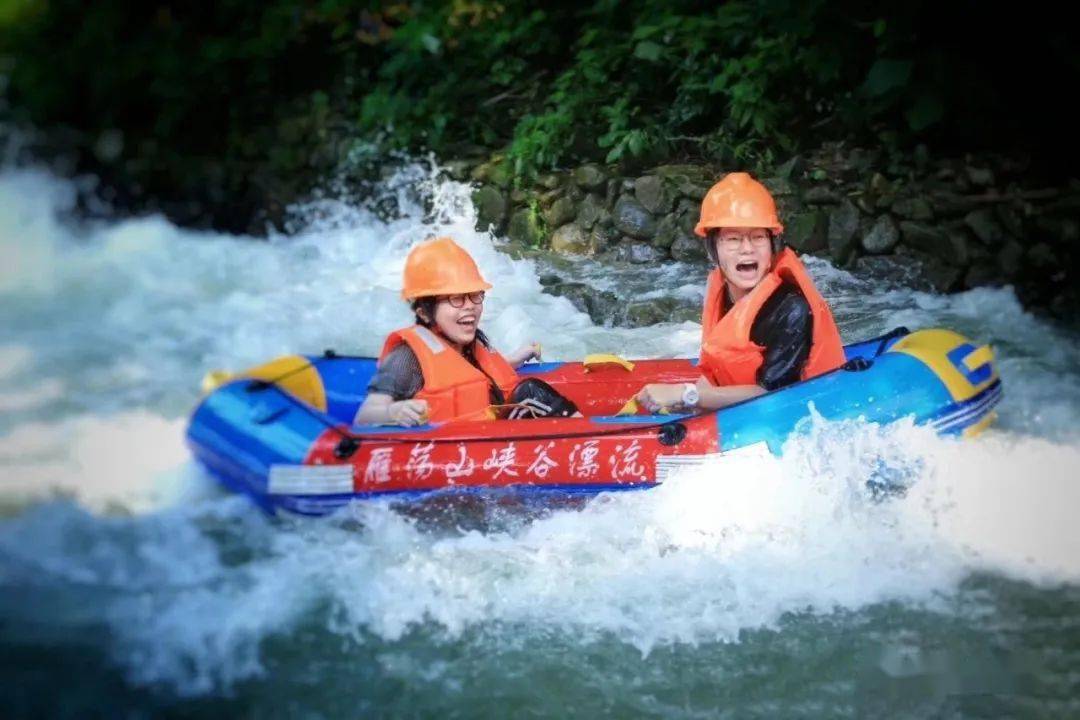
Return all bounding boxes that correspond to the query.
[699,248,845,387]
[379,325,519,422]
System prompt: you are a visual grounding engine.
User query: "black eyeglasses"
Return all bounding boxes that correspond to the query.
[717,232,772,252]
[442,291,485,308]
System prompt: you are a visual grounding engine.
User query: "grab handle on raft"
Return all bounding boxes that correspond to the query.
[615,397,669,416]
[583,354,635,373]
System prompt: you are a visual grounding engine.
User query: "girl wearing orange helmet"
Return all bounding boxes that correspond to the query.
[354,237,577,426]
[635,172,845,413]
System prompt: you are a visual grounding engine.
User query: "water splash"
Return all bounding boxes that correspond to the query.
[1,161,1079,699]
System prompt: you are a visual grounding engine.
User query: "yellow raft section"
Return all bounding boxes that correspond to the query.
[890,328,999,436]
[201,355,328,412]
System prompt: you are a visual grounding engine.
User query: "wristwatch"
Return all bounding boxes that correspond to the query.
[681,382,699,408]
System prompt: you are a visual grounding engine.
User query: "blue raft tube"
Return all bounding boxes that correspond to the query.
[186,327,1002,514]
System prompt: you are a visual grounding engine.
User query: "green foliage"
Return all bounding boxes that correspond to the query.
[3,1,1072,188]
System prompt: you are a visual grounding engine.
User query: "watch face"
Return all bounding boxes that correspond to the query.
[683,384,699,406]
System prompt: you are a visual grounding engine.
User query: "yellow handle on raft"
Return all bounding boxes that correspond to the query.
[583,354,635,373]
[615,397,669,416]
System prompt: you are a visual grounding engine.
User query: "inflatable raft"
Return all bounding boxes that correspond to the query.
[186,327,1002,515]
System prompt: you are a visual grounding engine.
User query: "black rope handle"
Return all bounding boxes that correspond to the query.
[874,327,910,357]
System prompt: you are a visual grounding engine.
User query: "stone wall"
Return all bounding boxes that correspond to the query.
[463,142,1078,319]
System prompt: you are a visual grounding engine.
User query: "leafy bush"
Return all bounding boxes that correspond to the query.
[3,1,1076,187]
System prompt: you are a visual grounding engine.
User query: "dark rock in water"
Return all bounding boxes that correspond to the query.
[674,198,700,233]
[652,214,680,250]
[538,187,563,209]
[932,192,981,216]
[997,240,1025,280]
[652,164,714,200]
[441,160,473,181]
[678,182,711,202]
[572,164,607,191]
[1025,242,1056,270]
[964,261,1007,289]
[853,255,925,288]
[542,196,577,228]
[924,262,963,293]
[1035,215,1080,244]
[804,185,841,204]
[868,172,891,196]
[914,144,931,172]
[862,215,900,254]
[1049,287,1080,319]
[470,159,511,188]
[775,155,805,180]
[776,194,806,220]
[507,207,544,246]
[966,166,995,187]
[652,164,712,183]
[624,297,681,328]
[536,172,562,190]
[634,175,677,215]
[593,222,621,246]
[874,191,897,211]
[854,253,961,293]
[891,197,933,221]
[605,179,621,210]
[785,211,828,254]
[550,223,594,255]
[1041,193,1080,215]
[899,221,964,265]
[900,250,963,292]
[827,199,861,264]
[964,208,1009,245]
[761,176,796,197]
[613,195,657,239]
[472,185,507,233]
[995,204,1024,237]
[576,193,609,230]
[670,231,708,263]
[373,195,402,222]
[588,226,618,252]
[545,281,620,325]
[610,240,667,264]
[945,226,974,267]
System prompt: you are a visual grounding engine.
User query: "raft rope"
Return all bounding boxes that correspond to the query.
[874,326,910,357]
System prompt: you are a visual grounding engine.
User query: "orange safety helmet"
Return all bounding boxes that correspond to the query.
[401,236,493,300]
[694,172,784,237]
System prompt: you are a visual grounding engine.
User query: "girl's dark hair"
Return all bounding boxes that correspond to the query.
[411,297,490,348]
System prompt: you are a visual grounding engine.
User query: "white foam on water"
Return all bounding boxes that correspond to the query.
[0,163,697,426]
[0,161,1079,696]
[12,416,1067,695]
[0,411,209,514]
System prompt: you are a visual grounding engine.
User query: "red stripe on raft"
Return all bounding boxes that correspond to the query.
[303,414,719,493]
